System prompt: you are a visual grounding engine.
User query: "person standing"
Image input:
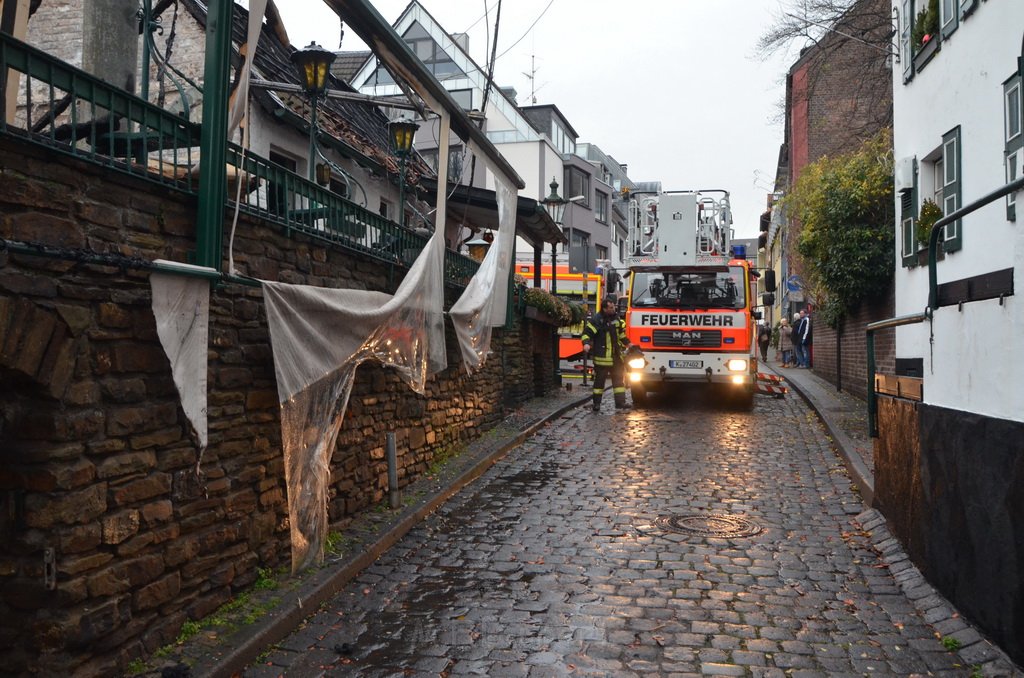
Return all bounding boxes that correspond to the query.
[757,321,771,362]
[581,298,631,412]
[790,312,804,368]
[798,309,813,368]
[778,317,791,367]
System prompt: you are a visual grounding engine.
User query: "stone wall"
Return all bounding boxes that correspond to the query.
[875,396,1024,666]
[0,137,558,675]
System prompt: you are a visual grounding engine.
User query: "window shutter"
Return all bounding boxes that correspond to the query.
[901,0,914,82]
[942,126,962,253]
[942,0,959,39]
[901,159,919,268]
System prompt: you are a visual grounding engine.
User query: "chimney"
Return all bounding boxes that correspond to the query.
[452,32,469,52]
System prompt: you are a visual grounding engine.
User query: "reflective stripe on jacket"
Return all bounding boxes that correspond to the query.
[581,314,628,367]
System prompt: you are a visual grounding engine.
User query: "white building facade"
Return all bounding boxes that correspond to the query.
[885,0,1024,663]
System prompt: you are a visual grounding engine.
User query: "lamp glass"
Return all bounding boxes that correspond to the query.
[290,42,336,95]
[388,119,420,156]
[542,177,567,224]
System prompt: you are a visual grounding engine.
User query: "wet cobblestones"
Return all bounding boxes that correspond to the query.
[243,391,1007,676]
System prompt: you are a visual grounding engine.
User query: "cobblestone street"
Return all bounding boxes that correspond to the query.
[247,392,971,677]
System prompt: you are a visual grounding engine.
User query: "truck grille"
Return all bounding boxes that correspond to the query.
[652,329,722,348]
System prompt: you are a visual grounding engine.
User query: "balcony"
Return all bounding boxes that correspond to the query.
[0,32,479,286]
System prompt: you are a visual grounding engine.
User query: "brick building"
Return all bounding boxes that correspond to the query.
[771,0,895,397]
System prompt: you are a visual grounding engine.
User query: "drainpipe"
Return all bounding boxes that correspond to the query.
[195,1,233,270]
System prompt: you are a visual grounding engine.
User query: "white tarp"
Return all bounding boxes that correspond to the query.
[149,271,211,457]
[449,169,517,372]
[262,225,446,571]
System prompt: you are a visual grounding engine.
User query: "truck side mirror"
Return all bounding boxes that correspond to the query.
[752,310,763,320]
[763,269,777,293]
[617,297,628,314]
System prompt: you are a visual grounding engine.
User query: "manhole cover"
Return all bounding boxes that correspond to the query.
[654,513,762,538]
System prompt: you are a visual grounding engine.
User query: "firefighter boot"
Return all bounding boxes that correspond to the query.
[614,390,631,410]
[591,393,602,412]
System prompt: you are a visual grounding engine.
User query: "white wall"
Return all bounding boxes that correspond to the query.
[892,3,1024,421]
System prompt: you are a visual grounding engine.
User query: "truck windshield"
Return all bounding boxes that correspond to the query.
[631,267,746,310]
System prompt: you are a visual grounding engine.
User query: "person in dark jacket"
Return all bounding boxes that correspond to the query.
[757,322,771,362]
[581,298,631,412]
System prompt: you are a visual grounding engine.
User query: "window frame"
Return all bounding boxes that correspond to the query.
[594,191,608,224]
[900,158,920,267]
[901,0,914,82]
[941,0,959,38]
[941,126,962,252]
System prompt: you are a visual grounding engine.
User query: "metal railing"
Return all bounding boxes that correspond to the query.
[866,175,1024,437]
[0,32,479,287]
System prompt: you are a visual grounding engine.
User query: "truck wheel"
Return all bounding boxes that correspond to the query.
[630,385,648,407]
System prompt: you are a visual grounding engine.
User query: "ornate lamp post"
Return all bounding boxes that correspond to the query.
[542,177,567,295]
[388,118,420,227]
[289,42,336,182]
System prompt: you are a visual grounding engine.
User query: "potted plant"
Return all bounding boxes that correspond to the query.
[917,199,943,247]
[912,0,941,69]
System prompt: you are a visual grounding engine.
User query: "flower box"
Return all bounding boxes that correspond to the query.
[913,35,940,72]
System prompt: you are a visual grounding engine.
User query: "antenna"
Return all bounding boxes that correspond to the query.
[522,54,539,104]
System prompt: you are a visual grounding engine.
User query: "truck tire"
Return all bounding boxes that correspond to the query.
[630,385,648,407]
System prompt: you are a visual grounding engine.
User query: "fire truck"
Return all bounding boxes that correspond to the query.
[620,190,775,408]
[515,262,603,380]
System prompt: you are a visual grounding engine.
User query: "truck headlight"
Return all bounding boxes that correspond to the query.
[626,345,646,370]
[726,359,748,372]
[629,372,643,383]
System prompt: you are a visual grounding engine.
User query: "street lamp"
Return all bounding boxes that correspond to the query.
[542,177,567,295]
[388,117,420,227]
[290,41,336,182]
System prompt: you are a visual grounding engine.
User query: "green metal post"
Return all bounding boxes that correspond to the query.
[866,329,876,437]
[307,95,318,182]
[195,0,232,270]
[397,155,406,227]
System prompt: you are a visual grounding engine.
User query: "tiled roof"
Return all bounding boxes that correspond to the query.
[173,0,431,184]
[332,50,372,84]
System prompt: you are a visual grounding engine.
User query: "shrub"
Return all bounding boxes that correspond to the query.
[521,286,573,325]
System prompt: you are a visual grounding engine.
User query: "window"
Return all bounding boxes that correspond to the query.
[450,89,473,111]
[1007,153,1018,221]
[551,121,575,155]
[941,126,962,251]
[1006,81,1022,143]
[379,199,391,220]
[1005,73,1023,222]
[594,191,608,223]
[402,21,466,81]
[563,167,590,207]
[940,0,958,38]
[901,158,920,267]
[630,268,747,310]
[900,0,914,82]
[268,150,298,217]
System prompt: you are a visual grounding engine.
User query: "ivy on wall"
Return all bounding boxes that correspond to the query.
[784,128,895,328]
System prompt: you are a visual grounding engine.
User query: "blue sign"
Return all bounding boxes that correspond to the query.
[786,275,802,292]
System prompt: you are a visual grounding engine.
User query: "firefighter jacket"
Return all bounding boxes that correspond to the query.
[581,312,629,367]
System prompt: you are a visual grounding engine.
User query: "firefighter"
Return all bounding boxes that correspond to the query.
[581,298,631,412]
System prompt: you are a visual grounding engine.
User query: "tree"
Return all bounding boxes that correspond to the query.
[759,0,894,143]
[783,128,895,328]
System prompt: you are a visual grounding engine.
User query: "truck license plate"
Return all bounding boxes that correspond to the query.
[670,360,702,369]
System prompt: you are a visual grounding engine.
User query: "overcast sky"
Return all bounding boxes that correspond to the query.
[273,0,801,239]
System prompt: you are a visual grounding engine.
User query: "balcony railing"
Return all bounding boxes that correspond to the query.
[0,32,478,286]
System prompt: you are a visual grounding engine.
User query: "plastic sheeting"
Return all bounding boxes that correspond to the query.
[262,226,446,571]
[449,171,517,372]
[149,270,211,458]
